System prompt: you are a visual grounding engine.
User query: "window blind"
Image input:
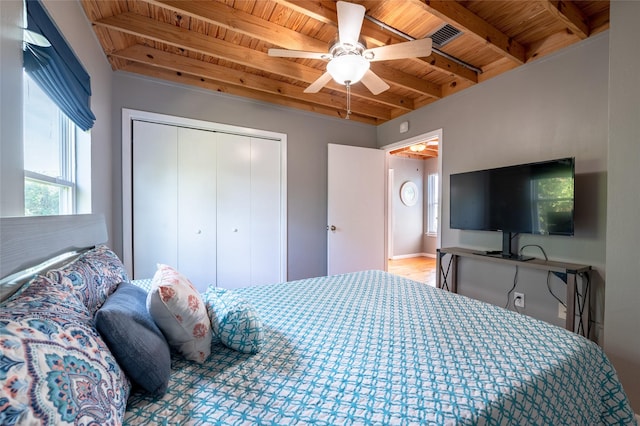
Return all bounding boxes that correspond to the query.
[23,0,95,131]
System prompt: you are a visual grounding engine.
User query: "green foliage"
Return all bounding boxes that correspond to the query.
[535,177,574,233]
[25,181,60,216]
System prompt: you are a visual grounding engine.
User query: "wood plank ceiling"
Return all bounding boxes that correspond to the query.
[81,0,609,125]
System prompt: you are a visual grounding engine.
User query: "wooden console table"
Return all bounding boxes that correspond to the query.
[436,247,592,338]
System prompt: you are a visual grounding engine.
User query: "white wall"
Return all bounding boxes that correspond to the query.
[0,0,114,243]
[422,157,438,255]
[111,72,378,281]
[378,34,609,335]
[605,0,640,412]
[389,156,424,257]
[0,0,24,216]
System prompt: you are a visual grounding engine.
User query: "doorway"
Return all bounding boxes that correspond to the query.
[382,129,442,285]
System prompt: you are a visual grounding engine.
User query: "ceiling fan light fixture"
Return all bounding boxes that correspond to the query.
[327,54,370,85]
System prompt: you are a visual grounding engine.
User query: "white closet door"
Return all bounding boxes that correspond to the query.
[177,127,217,291]
[216,133,251,288]
[132,121,178,279]
[250,138,282,285]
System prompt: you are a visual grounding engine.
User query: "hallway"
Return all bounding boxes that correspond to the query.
[388,256,436,286]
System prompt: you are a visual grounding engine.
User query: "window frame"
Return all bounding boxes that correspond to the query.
[426,172,438,236]
[23,72,78,216]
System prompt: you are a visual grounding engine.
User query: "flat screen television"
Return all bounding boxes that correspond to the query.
[450,157,575,259]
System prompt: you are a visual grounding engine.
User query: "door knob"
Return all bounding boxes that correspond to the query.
[328,225,337,231]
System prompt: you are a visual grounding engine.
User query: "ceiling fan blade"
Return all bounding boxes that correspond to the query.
[268,48,328,60]
[364,38,433,62]
[337,1,365,45]
[360,69,390,95]
[304,72,333,93]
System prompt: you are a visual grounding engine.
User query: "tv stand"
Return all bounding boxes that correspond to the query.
[480,252,535,261]
[436,246,592,339]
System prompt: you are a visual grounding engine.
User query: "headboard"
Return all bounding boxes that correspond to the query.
[0,214,107,280]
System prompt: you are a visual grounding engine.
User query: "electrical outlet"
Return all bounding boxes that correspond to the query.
[558,303,566,320]
[514,292,525,308]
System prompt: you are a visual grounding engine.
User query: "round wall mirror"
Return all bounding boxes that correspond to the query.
[400,181,418,206]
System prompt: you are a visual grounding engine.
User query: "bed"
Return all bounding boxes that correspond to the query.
[0,215,636,425]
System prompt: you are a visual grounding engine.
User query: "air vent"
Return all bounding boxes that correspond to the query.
[429,24,462,48]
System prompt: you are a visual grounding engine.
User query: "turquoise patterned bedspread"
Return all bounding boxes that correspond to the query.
[127,270,636,425]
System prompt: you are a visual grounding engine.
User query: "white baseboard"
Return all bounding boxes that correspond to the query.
[390,252,436,260]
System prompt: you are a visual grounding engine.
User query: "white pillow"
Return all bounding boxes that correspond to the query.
[147,264,212,363]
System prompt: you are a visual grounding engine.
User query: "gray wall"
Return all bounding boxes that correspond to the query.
[378,33,609,335]
[0,0,114,241]
[605,0,640,412]
[111,72,377,281]
[389,156,424,257]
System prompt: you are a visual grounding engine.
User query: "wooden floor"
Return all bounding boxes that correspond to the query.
[388,256,437,286]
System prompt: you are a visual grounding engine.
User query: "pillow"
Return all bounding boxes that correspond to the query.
[0,275,130,425]
[2,274,91,321]
[204,287,264,354]
[95,283,171,397]
[46,245,129,315]
[146,264,212,363]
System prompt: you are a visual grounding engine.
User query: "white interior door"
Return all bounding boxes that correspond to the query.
[250,137,282,286]
[216,133,251,288]
[177,127,217,290]
[133,121,178,279]
[327,143,386,275]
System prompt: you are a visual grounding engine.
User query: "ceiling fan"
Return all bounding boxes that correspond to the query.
[268,1,432,96]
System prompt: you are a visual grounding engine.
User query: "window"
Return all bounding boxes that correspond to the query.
[532,175,574,234]
[427,172,438,235]
[23,72,77,215]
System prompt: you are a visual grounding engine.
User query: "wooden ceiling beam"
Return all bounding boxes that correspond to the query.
[110,44,392,120]
[121,62,379,124]
[541,1,590,39]
[92,12,413,111]
[147,0,441,98]
[589,9,610,35]
[148,0,328,52]
[273,0,478,83]
[415,0,526,64]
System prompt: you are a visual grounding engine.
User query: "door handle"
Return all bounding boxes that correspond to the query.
[328,225,337,231]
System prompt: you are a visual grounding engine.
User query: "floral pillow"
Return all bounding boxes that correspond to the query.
[204,287,265,354]
[0,275,130,425]
[3,274,91,321]
[46,245,129,315]
[147,264,212,363]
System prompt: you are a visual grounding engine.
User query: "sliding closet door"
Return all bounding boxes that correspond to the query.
[130,115,285,290]
[132,121,178,279]
[216,133,251,287]
[216,135,282,289]
[250,138,282,285]
[177,128,217,288]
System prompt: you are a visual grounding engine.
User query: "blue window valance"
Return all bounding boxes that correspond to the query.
[23,0,96,131]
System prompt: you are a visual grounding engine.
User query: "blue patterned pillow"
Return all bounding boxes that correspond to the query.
[95,283,171,397]
[0,275,130,425]
[46,245,129,315]
[204,287,264,354]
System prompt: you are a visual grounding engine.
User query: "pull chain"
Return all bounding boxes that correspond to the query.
[345,80,352,120]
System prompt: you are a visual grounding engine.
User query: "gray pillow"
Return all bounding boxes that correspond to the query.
[95,282,171,397]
